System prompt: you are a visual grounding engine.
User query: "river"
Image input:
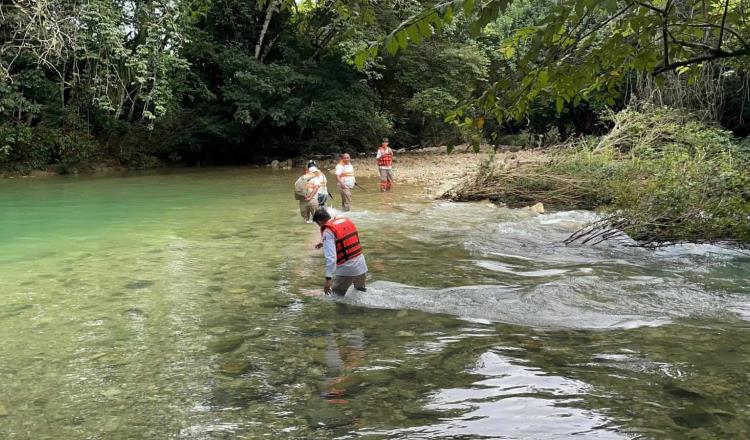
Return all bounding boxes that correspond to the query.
[1,167,749,439]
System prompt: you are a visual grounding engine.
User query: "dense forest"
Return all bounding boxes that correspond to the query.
[2,0,747,172]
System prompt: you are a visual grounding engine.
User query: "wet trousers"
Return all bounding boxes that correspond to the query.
[378,168,394,191]
[299,198,319,221]
[338,184,352,211]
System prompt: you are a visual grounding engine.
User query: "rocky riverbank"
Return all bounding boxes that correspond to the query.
[287,147,545,198]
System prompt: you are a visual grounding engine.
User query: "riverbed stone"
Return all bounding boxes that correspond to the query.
[527,202,545,214]
[123,308,145,318]
[102,387,122,398]
[270,160,280,169]
[208,336,245,353]
[309,337,327,349]
[245,328,266,339]
[304,405,355,429]
[207,327,229,336]
[259,297,294,308]
[212,379,269,407]
[0,303,33,317]
[102,415,121,432]
[125,280,153,289]
[218,360,253,376]
[268,370,297,386]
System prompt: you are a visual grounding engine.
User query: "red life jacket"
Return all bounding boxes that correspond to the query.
[377,146,393,167]
[321,218,363,265]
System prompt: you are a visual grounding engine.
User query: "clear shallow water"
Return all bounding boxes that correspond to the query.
[1,167,749,439]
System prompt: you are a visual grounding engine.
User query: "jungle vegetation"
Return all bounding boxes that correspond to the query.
[1,0,748,245]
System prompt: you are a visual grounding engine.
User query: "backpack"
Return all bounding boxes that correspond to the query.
[294,175,310,201]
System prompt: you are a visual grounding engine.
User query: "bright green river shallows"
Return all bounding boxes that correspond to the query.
[1,168,749,440]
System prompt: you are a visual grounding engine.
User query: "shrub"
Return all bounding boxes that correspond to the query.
[454,105,750,247]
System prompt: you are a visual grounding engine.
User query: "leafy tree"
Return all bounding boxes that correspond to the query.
[361,0,750,124]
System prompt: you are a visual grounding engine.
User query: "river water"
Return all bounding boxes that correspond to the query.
[1,168,748,439]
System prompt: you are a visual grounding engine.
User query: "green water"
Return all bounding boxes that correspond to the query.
[1,168,749,439]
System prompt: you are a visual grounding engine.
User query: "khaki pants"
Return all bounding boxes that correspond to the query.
[299,198,319,221]
[338,184,352,211]
[379,168,394,191]
[332,272,367,296]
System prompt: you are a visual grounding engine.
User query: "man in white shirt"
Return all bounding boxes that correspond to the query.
[334,153,356,211]
[313,208,367,296]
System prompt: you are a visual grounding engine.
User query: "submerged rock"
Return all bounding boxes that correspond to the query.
[125,280,153,289]
[245,328,266,339]
[101,387,122,398]
[218,360,252,376]
[211,379,269,407]
[123,308,145,318]
[0,402,8,416]
[0,303,33,317]
[207,327,229,336]
[208,336,245,353]
[102,416,121,432]
[304,405,355,429]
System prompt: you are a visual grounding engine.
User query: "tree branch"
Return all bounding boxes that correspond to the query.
[632,0,665,14]
[653,48,750,74]
[661,0,672,70]
[717,0,730,51]
[672,23,749,49]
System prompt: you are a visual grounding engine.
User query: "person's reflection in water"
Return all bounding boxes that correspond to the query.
[321,328,365,405]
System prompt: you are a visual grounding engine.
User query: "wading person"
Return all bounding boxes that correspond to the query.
[376,137,394,192]
[313,208,367,296]
[335,153,356,211]
[307,160,330,207]
[295,162,325,223]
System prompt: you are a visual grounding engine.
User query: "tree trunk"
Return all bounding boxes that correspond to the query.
[255,0,279,61]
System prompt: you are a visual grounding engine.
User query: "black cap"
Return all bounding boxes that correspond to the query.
[307,160,317,169]
[312,208,331,223]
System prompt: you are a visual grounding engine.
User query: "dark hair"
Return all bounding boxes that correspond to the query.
[307,160,317,169]
[312,208,331,223]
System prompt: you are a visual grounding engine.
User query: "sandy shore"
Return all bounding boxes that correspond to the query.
[314,147,544,198]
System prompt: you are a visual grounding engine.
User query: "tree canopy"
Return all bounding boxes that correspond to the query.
[0,0,748,171]
[363,0,750,124]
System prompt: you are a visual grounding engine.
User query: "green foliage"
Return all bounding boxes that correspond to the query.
[460,106,750,245]
[1,0,747,175]
[364,0,750,126]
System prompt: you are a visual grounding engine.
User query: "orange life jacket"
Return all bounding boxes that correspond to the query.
[321,218,363,265]
[377,146,393,167]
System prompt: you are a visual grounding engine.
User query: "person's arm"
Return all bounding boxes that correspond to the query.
[376,149,383,159]
[305,183,320,200]
[322,230,336,293]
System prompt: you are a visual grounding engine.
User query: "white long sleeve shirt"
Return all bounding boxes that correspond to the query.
[322,229,367,278]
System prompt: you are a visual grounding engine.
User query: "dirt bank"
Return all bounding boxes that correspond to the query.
[313,147,545,198]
